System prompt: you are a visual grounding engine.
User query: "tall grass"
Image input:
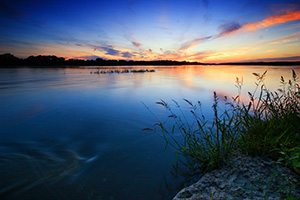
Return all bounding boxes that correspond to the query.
[238,70,300,174]
[146,70,300,174]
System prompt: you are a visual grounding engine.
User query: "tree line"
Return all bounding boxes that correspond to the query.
[1,53,299,67]
[0,53,201,67]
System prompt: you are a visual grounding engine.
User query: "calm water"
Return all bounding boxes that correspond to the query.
[0,65,299,200]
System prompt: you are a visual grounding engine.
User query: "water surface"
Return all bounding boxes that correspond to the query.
[0,65,299,200]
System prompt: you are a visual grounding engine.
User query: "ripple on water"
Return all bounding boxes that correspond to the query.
[0,143,97,198]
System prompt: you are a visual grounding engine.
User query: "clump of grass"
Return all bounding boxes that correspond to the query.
[145,70,300,175]
[237,70,300,173]
[91,69,155,74]
[131,69,155,73]
[146,94,240,172]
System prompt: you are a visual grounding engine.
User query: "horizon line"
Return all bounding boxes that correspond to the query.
[1,53,300,66]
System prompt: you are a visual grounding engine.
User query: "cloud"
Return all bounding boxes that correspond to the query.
[116,22,143,48]
[249,56,300,62]
[90,44,136,59]
[217,22,242,37]
[179,36,212,51]
[132,41,141,48]
[217,10,300,39]
[179,46,255,62]
[73,55,102,60]
[179,9,300,51]
[269,32,300,44]
[216,10,300,38]
[179,21,241,51]
[97,46,120,56]
[242,10,300,31]
[163,50,172,55]
[122,52,133,58]
[266,49,277,53]
[0,36,33,47]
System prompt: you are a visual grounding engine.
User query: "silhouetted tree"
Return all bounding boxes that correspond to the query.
[0,53,22,66]
[1,53,299,67]
[25,55,65,66]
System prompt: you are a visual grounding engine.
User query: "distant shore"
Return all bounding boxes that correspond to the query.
[1,53,300,67]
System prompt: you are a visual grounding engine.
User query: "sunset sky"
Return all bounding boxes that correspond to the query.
[0,0,300,63]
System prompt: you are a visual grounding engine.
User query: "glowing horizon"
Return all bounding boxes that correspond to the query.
[0,0,300,63]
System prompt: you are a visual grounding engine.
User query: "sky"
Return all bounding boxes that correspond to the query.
[0,0,300,63]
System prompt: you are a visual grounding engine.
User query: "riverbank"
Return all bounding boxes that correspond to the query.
[149,70,300,199]
[173,152,300,200]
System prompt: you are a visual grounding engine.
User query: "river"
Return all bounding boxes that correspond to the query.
[0,65,299,200]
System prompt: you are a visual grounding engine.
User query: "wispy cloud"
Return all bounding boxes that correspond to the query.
[179,22,242,51]
[269,32,300,44]
[266,49,277,53]
[73,55,102,60]
[217,22,242,37]
[179,36,212,51]
[115,22,143,48]
[0,36,34,47]
[179,9,300,51]
[132,41,141,48]
[249,56,300,62]
[242,10,300,31]
[177,46,255,62]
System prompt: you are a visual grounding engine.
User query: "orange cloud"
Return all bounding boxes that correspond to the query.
[243,10,300,31]
[269,32,300,44]
[178,10,300,52]
[179,36,212,51]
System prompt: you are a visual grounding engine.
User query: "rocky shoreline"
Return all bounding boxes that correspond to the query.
[173,153,300,200]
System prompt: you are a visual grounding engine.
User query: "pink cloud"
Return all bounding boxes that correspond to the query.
[242,10,300,31]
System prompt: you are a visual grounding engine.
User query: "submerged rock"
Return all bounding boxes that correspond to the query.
[173,152,300,200]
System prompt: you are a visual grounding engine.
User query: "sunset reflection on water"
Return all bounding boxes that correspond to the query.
[0,65,299,200]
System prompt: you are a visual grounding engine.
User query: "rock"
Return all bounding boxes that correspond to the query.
[173,152,300,200]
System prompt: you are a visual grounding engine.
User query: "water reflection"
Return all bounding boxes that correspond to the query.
[0,65,299,199]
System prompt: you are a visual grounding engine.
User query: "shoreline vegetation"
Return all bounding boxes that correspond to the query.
[1,53,300,67]
[90,69,155,74]
[146,70,300,199]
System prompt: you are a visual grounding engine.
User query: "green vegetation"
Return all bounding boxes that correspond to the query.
[237,70,300,174]
[147,70,300,175]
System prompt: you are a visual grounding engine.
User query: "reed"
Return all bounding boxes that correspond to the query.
[146,70,300,175]
[237,70,300,174]
[91,69,155,74]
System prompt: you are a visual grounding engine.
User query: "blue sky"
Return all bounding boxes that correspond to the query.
[0,0,300,62]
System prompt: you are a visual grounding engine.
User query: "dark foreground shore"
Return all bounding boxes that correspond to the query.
[173,152,300,200]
